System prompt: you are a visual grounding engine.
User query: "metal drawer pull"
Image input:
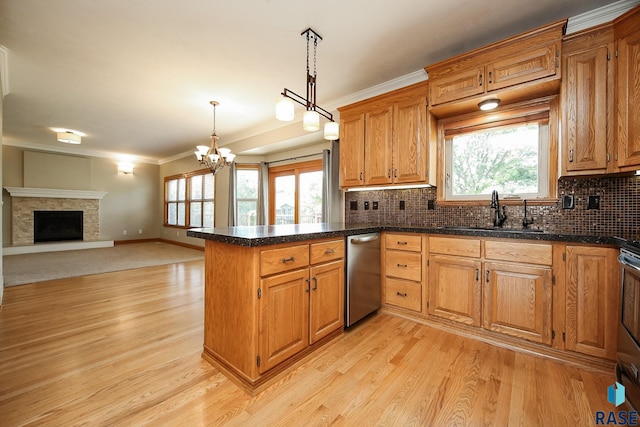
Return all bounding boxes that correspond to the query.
[475,268,479,281]
[312,277,318,290]
[281,256,295,263]
[397,263,408,268]
[396,292,408,297]
[397,241,408,245]
[324,249,335,255]
[486,270,490,283]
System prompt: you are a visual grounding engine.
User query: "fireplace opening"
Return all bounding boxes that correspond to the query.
[34,211,83,243]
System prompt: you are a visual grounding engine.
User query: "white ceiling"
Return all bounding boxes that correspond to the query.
[0,0,632,164]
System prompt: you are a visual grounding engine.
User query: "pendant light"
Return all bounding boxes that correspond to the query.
[276,28,339,141]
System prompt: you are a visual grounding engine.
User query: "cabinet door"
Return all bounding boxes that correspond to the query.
[486,43,558,92]
[429,66,485,105]
[566,246,619,360]
[562,44,611,174]
[364,106,393,186]
[428,255,482,326]
[393,96,428,184]
[259,269,310,373]
[339,113,366,188]
[309,261,344,344]
[483,262,552,345]
[616,28,640,169]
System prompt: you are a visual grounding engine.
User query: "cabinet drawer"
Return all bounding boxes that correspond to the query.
[260,244,310,276]
[310,239,345,264]
[385,233,422,252]
[484,240,552,266]
[385,278,422,312]
[385,250,422,282]
[429,236,481,258]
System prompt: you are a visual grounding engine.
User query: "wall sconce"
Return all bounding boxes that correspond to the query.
[118,163,134,174]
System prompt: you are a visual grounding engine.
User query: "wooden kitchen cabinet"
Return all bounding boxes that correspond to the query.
[561,24,615,175]
[426,20,564,114]
[428,236,482,326]
[202,237,344,392]
[615,6,640,170]
[483,261,552,345]
[383,233,423,313]
[565,245,619,360]
[338,113,365,187]
[338,81,435,188]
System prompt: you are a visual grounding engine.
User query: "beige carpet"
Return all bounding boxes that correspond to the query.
[2,242,204,286]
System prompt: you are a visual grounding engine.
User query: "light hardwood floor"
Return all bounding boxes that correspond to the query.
[0,260,615,426]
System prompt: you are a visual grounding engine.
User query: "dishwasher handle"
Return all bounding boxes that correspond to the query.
[350,234,380,245]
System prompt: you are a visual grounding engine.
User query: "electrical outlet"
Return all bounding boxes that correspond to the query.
[587,195,601,210]
[123,230,127,235]
[138,229,143,234]
[372,201,379,210]
[562,195,575,209]
[399,200,405,210]
[427,199,435,210]
[364,201,369,210]
[350,201,358,210]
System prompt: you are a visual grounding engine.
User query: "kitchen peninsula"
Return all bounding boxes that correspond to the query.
[189,224,622,393]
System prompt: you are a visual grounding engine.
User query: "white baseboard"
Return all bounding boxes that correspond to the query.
[3,240,114,256]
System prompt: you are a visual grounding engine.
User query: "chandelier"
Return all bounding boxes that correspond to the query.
[194,101,235,174]
[276,28,339,141]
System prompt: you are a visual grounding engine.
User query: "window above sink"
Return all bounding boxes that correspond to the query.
[437,97,559,205]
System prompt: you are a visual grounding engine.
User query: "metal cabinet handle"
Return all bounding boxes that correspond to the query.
[479,74,483,86]
[486,270,490,283]
[488,71,492,84]
[360,172,364,181]
[397,263,408,268]
[281,256,295,263]
[305,278,310,292]
[393,169,397,178]
[397,292,408,297]
[388,169,391,178]
[324,249,335,255]
[569,149,574,163]
[475,269,479,282]
[312,277,318,291]
[397,241,408,245]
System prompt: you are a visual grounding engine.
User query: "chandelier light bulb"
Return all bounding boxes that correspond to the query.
[324,121,340,140]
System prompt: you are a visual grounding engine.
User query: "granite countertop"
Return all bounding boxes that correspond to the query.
[186,223,627,247]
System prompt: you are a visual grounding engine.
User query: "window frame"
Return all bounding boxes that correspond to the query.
[235,164,260,226]
[268,159,323,225]
[164,169,215,228]
[436,97,559,205]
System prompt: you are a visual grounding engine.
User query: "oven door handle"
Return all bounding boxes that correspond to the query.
[620,253,640,272]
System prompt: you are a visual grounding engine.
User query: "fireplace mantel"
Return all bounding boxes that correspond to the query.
[4,187,107,200]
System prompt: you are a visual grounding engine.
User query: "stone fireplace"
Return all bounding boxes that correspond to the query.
[4,187,107,246]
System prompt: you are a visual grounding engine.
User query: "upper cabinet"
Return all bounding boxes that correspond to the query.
[426,20,566,117]
[560,6,640,176]
[615,6,640,170]
[338,81,436,189]
[561,24,615,175]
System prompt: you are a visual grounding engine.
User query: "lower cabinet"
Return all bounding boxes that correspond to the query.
[564,245,619,360]
[483,261,552,345]
[202,237,344,392]
[383,233,424,313]
[259,259,344,373]
[429,254,482,325]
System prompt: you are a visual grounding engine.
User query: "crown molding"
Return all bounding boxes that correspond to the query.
[566,0,640,34]
[0,45,9,96]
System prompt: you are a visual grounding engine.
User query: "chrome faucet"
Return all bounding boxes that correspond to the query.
[490,190,507,227]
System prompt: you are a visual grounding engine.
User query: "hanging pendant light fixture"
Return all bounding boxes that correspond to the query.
[276,28,339,141]
[194,101,235,174]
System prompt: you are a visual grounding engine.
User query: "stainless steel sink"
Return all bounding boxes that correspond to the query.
[440,226,544,234]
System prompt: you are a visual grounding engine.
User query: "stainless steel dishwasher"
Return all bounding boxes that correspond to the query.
[345,232,381,327]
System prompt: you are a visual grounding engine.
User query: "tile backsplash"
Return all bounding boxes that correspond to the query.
[344,175,640,240]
